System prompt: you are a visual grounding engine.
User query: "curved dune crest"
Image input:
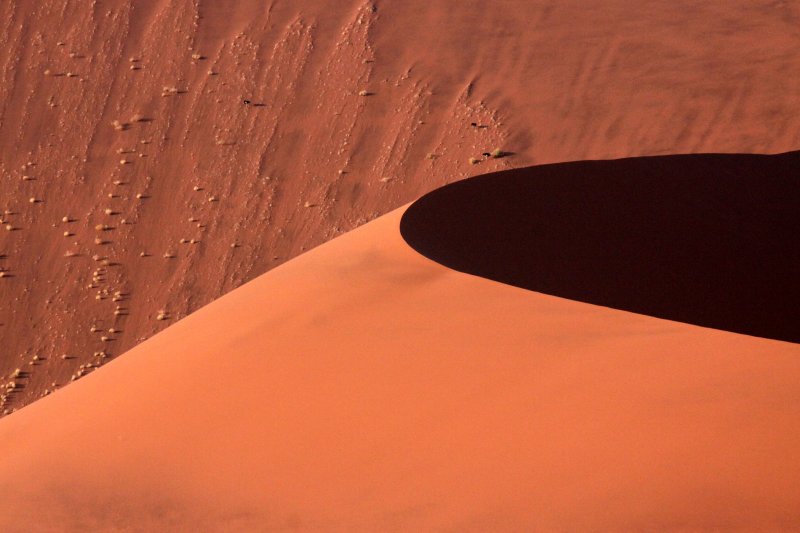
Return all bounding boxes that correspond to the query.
[401,151,800,343]
[0,198,799,530]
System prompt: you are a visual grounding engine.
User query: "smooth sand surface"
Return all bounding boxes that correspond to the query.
[2,0,800,413]
[1,203,798,531]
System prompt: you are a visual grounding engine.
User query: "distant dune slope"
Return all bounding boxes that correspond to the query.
[2,0,800,414]
[401,151,800,343]
[0,197,798,531]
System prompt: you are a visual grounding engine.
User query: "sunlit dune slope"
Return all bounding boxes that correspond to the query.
[0,176,798,530]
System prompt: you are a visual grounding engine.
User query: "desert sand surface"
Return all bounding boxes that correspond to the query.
[2,0,800,413]
[0,0,798,530]
[0,193,798,531]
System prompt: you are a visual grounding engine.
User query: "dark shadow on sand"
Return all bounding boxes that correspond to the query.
[400,151,799,343]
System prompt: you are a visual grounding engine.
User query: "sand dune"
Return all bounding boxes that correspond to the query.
[0,1,798,529]
[0,161,798,530]
[2,0,800,414]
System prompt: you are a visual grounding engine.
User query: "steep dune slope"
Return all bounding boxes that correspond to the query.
[0,187,798,530]
[2,0,799,414]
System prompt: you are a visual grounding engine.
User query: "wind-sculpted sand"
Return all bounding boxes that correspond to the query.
[0,1,798,529]
[0,153,798,529]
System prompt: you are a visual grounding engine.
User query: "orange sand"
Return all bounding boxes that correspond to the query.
[0,206,797,531]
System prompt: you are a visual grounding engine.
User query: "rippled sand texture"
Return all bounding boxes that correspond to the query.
[1,0,798,414]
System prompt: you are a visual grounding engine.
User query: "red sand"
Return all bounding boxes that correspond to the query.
[0,1,798,529]
[0,206,798,531]
[2,0,800,413]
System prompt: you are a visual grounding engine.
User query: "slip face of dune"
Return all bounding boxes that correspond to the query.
[2,0,800,414]
[0,202,798,531]
[401,151,800,343]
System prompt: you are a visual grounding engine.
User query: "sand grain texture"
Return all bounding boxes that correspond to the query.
[0,1,798,529]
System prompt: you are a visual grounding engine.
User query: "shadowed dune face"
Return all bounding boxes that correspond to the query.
[401,151,800,343]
